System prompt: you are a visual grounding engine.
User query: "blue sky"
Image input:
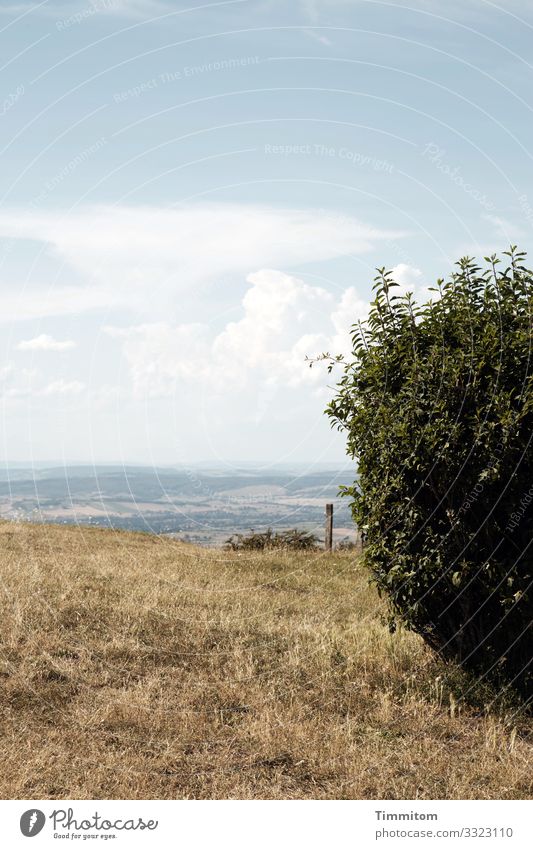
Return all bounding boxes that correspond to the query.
[0,0,532,467]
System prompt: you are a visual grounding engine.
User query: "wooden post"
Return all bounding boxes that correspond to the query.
[325,503,333,552]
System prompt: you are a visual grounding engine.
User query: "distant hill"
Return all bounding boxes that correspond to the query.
[0,464,357,545]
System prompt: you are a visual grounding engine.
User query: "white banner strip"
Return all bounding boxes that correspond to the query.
[1,799,532,848]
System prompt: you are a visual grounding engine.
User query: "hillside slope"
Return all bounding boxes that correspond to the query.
[0,521,531,800]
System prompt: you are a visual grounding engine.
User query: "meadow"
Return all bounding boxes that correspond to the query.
[0,520,531,800]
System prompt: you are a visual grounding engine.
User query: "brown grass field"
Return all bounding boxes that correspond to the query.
[0,520,531,800]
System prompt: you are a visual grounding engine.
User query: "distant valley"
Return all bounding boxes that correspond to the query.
[0,464,358,546]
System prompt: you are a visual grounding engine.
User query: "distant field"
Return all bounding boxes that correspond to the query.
[0,521,531,800]
[0,464,356,546]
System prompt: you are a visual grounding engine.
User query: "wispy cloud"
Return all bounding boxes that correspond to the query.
[0,203,406,320]
[302,27,333,46]
[482,213,527,242]
[0,0,170,19]
[0,286,115,324]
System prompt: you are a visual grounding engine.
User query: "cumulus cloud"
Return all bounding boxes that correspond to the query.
[329,287,370,357]
[17,334,75,352]
[388,262,436,304]
[105,268,371,398]
[104,262,432,404]
[105,322,211,397]
[0,204,405,319]
[211,269,334,386]
[389,262,432,298]
[391,263,423,289]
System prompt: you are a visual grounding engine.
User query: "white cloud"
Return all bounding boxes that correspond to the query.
[104,265,436,405]
[0,365,37,400]
[329,287,370,357]
[39,379,85,395]
[105,322,211,397]
[0,204,405,319]
[211,269,333,386]
[391,263,423,289]
[0,365,84,400]
[105,268,370,398]
[17,334,75,352]
[389,262,436,304]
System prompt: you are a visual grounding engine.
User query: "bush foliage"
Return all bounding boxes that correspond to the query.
[225,528,319,551]
[327,249,533,701]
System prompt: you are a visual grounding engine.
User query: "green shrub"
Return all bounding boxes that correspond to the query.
[225,528,319,551]
[327,249,533,701]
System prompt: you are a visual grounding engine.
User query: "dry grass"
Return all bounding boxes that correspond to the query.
[0,520,531,800]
